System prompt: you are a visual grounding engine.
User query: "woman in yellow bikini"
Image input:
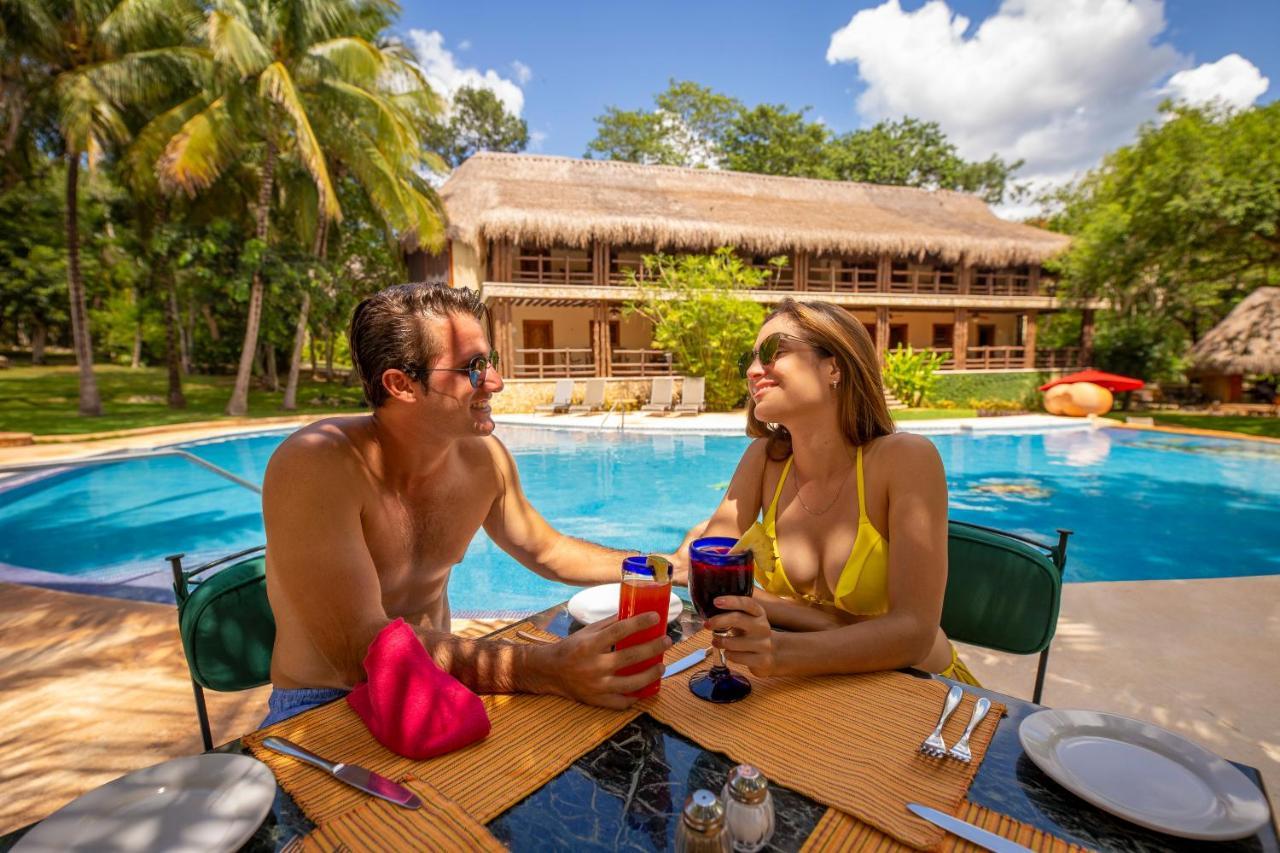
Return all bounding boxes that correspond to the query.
[681,298,978,684]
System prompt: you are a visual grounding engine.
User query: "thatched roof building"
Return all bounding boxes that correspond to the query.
[1189,287,1280,375]
[440,153,1069,268]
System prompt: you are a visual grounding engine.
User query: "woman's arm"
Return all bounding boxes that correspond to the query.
[712,434,950,676]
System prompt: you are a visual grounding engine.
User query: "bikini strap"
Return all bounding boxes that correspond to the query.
[766,456,794,522]
[855,446,868,522]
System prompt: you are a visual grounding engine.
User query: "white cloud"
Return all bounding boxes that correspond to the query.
[826,0,1270,216]
[529,129,548,151]
[1163,53,1270,110]
[457,39,471,51]
[407,30,526,116]
[511,60,533,86]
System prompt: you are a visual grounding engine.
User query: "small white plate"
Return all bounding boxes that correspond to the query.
[1019,709,1271,841]
[567,583,683,625]
[16,753,277,852]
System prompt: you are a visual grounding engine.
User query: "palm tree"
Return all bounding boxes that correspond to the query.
[1,0,200,415]
[152,0,444,416]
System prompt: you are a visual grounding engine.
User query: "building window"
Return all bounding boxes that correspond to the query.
[976,324,997,347]
[889,325,909,349]
[931,324,954,349]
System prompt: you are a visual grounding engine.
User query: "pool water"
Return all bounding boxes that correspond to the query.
[1,426,1277,613]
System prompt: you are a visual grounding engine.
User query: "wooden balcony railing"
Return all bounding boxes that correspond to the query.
[611,349,675,377]
[972,269,1033,296]
[1035,347,1082,370]
[512,251,594,285]
[889,263,959,295]
[806,258,879,293]
[513,348,595,379]
[963,346,1026,370]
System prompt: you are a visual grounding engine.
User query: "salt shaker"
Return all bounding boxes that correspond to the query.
[675,789,731,853]
[722,764,775,852]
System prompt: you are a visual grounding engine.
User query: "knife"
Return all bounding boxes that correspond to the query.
[907,803,1032,853]
[663,647,709,678]
[263,737,422,809]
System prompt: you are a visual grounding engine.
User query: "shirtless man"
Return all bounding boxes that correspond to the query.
[260,283,670,726]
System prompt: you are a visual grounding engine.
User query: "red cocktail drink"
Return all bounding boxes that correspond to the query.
[688,536,755,703]
[616,556,672,698]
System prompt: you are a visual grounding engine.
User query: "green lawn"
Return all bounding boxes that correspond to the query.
[891,408,977,420]
[1103,411,1280,439]
[0,364,366,436]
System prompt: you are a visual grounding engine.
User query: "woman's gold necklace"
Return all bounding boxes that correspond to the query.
[791,456,856,517]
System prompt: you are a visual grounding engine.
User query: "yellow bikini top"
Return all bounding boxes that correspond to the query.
[756,446,890,616]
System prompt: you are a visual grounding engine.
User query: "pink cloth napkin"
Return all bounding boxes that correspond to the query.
[346,618,490,759]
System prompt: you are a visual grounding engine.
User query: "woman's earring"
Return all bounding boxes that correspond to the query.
[831,380,839,389]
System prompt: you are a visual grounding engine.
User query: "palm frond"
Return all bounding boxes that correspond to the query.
[319,79,415,153]
[259,61,340,220]
[78,47,211,110]
[123,91,209,192]
[99,0,202,51]
[157,95,240,195]
[305,36,384,83]
[207,8,271,77]
[0,0,64,62]
[54,70,129,153]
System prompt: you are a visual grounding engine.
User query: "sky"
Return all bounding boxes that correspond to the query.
[396,0,1278,217]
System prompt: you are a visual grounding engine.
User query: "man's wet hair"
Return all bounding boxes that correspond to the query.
[348,279,489,408]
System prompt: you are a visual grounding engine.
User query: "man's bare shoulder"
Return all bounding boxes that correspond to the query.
[265,416,374,492]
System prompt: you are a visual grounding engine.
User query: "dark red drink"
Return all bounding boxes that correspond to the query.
[689,546,754,618]
[688,536,754,703]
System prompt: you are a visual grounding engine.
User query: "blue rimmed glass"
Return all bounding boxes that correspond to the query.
[408,351,500,389]
[688,536,754,703]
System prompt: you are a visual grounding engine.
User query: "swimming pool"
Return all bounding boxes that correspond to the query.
[2,425,1278,613]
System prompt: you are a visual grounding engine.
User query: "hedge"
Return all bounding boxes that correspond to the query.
[928,372,1052,408]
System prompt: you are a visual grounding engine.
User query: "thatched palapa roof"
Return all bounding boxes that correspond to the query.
[1189,287,1280,375]
[440,153,1070,267]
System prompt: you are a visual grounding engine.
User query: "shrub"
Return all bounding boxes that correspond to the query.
[929,372,1050,408]
[882,345,945,407]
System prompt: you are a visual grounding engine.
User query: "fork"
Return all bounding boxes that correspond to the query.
[947,697,992,763]
[920,684,963,758]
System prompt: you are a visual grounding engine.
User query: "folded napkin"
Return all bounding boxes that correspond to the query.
[346,618,490,759]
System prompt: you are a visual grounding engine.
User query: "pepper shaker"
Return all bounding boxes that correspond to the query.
[722,764,775,852]
[675,789,731,853]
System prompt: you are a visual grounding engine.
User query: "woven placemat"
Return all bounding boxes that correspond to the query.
[801,802,1092,852]
[245,621,702,826]
[644,631,1004,850]
[298,776,506,852]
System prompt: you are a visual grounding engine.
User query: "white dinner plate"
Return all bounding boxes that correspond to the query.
[1019,709,1271,841]
[567,583,683,625]
[16,753,277,853]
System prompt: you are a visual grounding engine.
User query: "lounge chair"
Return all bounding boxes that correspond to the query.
[568,378,606,414]
[534,379,574,414]
[641,377,674,413]
[673,376,705,414]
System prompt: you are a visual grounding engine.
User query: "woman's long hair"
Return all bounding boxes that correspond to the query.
[746,299,896,460]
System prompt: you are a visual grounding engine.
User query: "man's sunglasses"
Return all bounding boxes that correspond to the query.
[738,333,827,378]
[407,351,500,389]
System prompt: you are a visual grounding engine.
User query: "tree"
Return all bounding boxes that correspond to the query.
[424,86,528,169]
[151,0,445,415]
[585,79,741,167]
[826,117,1021,204]
[1046,100,1280,376]
[625,248,771,411]
[721,104,830,178]
[0,0,201,414]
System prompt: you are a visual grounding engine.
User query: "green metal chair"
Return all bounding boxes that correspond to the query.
[169,546,275,751]
[942,520,1072,704]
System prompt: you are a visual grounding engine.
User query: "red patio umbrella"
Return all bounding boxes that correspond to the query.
[1039,370,1144,392]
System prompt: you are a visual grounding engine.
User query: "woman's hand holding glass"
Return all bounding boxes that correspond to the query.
[706,596,780,677]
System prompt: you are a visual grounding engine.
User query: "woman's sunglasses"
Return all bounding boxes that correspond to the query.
[738,333,827,378]
[407,351,500,389]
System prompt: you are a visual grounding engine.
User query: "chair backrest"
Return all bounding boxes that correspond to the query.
[941,520,1065,656]
[582,378,606,407]
[681,377,705,407]
[177,556,275,692]
[553,378,574,404]
[650,376,674,404]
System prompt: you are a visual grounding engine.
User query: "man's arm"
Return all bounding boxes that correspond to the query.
[481,438,632,585]
[263,431,667,708]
